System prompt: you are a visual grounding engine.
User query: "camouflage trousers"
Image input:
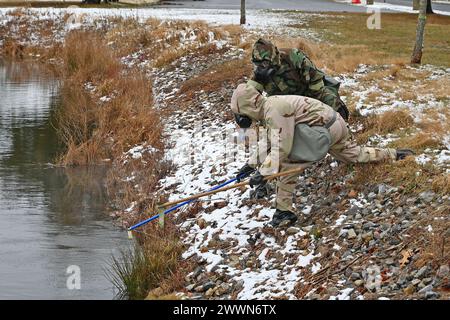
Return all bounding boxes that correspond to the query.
[275,116,397,212]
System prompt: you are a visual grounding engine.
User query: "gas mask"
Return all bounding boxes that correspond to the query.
[253,60,277,85]
[234,113,252,129]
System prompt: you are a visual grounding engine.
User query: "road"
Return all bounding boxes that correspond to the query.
[156,0,450,13]
[385,0,450,12]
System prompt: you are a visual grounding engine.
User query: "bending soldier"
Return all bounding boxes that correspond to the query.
[232,81,414,227]
[251,38,350,121]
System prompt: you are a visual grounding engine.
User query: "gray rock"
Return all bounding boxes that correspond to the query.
[389,283,399,291]
[362,231,373,241]
[425,291,440,299]
[417,281,426,290]
[308,293,321,300]
[419,191,435,203]
[415,266,428,278]
[286,227,300,235]
[363,222,376,230]
[377,184,387,194]
[234,279,244,291]
[186,284,195,291]
[202,281,215,292]
[351,272,361,280]
[385,258,395,265]
[437,265,449,278]
[354,279,364,287]
[327,287,339,296]
[347,229,357,239]
[411,279,421,286]
[422,277,433,285]
[418,284,433,294]
[366,282,378,292]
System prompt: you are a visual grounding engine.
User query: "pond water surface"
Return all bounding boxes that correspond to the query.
[0,60,129,299]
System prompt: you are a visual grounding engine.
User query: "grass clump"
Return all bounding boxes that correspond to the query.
[107,223,184,300]
[62,32,120,82]
[388,132,443,153]
[56,31,163,165]
[352,157,441,194]
[355,110,414,145]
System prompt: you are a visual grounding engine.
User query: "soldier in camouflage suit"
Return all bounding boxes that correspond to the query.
[251,38,350,121]
[232,81,413,227]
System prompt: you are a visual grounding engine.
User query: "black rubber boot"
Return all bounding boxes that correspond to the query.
[269,210,298,227]
[396,149,415,160]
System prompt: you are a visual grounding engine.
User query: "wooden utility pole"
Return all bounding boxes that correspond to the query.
[411,0,427,64]
[240,0,246,25]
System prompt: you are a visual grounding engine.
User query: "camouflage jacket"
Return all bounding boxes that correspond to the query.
[252,48,343,111]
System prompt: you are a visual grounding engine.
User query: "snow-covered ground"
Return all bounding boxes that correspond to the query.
[0,7,319,34]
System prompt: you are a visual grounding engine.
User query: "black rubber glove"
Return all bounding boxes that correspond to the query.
[336,100,350,121]
[236,163,255,182]
[249,171,266,188]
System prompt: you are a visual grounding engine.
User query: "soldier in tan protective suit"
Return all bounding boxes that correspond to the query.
[232,81,414,227]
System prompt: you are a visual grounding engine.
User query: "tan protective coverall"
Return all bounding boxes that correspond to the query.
[231,81,396,212]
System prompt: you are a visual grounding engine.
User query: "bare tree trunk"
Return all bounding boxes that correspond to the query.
[411,0,427,64]
[426,0,434,14]
[240,0,246,25]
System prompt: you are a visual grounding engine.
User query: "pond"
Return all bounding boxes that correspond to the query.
[0,60,129,299]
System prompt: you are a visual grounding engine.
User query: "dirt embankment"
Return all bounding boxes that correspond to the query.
[1,8,448,300]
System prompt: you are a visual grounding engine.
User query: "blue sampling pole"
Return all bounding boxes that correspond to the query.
[128,175,244,231]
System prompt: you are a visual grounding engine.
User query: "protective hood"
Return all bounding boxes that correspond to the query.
[252,38,281,67]
[230,81,265,121]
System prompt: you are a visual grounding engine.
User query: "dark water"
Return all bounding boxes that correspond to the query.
[0,60,129,299]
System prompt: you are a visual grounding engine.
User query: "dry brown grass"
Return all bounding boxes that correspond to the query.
[356,110,414,144]
[352,157,441,194]
[389,132,443,152]
[108,220,187,300]
[62,31,120,82]
[179,58,252,99]
[56,31,163,166]
[270,37,380,75]
[432,174,450,195]
[2,38,25,59]
[104,18,236,69]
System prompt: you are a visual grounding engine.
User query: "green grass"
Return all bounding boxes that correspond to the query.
[302,12,450,67]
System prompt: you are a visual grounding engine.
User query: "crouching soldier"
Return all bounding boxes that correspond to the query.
[251,38,350,121]
[231,81,413,227]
